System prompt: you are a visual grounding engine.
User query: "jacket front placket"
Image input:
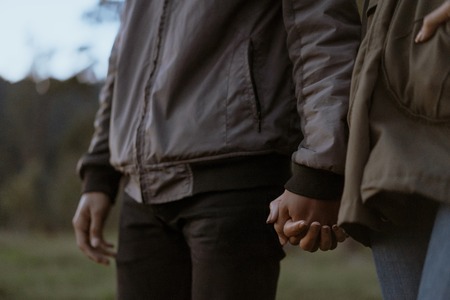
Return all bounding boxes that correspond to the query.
[136,0,171,204]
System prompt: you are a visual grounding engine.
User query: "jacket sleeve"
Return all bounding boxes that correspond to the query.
[76,28,123,202]
[282,0,361,200]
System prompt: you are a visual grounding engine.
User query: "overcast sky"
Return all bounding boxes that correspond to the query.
[0,0,120,83]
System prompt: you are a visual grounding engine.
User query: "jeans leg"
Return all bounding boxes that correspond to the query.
[181,187,285,300]
[417,202,450,300]
[116,193,192,300]
[370,202,437,300]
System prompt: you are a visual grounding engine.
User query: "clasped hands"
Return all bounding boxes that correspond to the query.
[266,190,347,252]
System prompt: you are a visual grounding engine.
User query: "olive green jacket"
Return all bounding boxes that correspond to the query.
[338,0,450,245]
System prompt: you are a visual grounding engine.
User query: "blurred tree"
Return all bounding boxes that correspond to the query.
[0,0,123,231]
[84,0,124,24]
[0,78,100,231]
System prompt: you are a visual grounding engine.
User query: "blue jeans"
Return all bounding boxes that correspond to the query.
[371,201,450,300]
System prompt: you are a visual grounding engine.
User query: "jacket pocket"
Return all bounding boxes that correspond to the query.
[246,39,262,132]
[226,38,264,140]
[382,1,450,123]
[364,0,378,32]
[228,38,262,131]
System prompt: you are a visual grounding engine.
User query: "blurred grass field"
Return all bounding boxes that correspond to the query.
[0,231,381,300]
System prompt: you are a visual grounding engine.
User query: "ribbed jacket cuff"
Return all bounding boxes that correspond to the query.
[285,163,344,200]
[81,166,122,203]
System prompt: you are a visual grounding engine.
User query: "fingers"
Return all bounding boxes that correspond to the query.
[89,209,116,262]
[89,208,113,249]
[284,220,308,245]
[415,1,450,43]
[74,217,114,265]
[282,222,346,252]
[274,219,289,246]
[75,229,111,265]
[72,194,115,266]
[332,225,348,243]
[268,191,348,249]
[319,226,333,251]
[266,198,280,224]
[270,196,291,246]
[73,209,95,260]
[284,220,308,238]
[288,235,301,245]
[299,222,321,252]
[273,208,290,246]
[415,18,439,43]
[73,215,109,265]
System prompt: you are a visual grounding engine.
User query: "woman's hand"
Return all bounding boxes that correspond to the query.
[415,1,450,43]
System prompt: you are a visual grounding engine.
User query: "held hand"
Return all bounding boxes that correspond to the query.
[267,190,346,252]
[267,191,306,246]
[267,196,309,247]
[415,1,450,43]
[282,220,348,251]
[72,192,116,265]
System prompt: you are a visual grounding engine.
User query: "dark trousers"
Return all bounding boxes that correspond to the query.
[116,187,285,300]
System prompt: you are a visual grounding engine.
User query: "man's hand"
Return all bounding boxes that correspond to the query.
[72,192,116,265]
[415,1,450,43]
[267,190,346,252]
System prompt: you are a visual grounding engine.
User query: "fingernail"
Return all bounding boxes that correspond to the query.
[415,32,422,43]
[278,237,287,246]
[298,220,307,229]
[91,238,100,248]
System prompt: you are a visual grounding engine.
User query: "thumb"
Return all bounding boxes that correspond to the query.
[415,1,450,43]
[284,219,308,238]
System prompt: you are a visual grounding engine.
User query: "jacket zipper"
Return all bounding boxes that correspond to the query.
[136,0,170,199]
